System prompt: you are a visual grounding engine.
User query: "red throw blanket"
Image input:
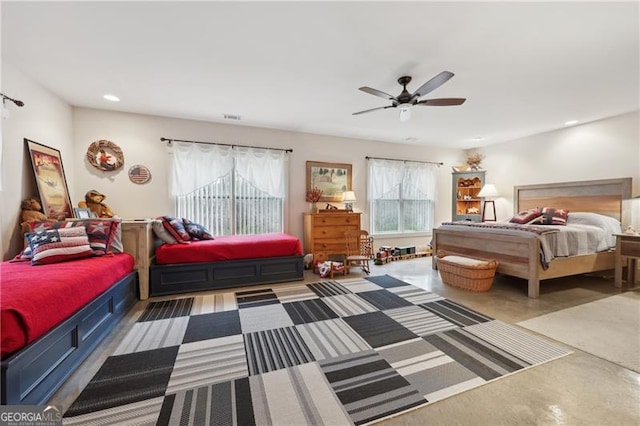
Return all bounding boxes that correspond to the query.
[1,254,135,358]
[155,233,303,265]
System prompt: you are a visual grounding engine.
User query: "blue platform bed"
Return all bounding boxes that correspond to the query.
[1,255,138,405]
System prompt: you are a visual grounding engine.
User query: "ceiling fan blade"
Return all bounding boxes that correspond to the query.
[411,71,454,99]
[417,98,466,106]
[352,105,395,115]
[359,87,398,101]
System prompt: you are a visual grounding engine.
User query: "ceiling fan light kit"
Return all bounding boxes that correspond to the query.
[354,71,466,121]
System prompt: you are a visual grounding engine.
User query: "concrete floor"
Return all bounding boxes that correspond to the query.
[50,257,640,425]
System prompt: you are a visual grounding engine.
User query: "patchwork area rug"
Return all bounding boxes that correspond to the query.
[64,275,571,425]
[519,291,640,373]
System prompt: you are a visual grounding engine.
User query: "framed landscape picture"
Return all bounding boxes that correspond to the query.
[25,139,74,220]
[306,161,352,202]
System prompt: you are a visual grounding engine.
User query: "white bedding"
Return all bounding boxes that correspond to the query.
[541,223,614,259]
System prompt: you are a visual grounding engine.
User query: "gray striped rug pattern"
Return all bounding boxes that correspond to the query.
[64,275,571,425]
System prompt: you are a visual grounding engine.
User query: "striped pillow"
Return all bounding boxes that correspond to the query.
[509,208,542,224]
[25,219,120,255]
[537,207,570,225]
[27,227,94,265]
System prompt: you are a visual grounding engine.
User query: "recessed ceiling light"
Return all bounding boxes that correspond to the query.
[103,94,120,102]
[564,120,579,126]
[472,136,484,141]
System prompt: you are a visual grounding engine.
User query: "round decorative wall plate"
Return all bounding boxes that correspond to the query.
[86,140,124,172]
[128,164,151,184]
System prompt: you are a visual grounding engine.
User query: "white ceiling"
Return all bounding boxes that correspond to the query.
[2,1,638,149]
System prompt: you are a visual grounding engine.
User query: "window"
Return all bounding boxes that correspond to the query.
[171,142,288,235]
[368,158,436,234]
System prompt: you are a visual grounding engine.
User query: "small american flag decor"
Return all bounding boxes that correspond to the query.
[128,164,151,184]
[27,226,94,265]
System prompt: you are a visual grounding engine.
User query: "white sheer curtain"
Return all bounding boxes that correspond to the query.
[368,158,404,199]
[234,147,288,198]
[404,161,437,200]
[171,142,288,235]
[368,158,437,234]
[170,141,233,196]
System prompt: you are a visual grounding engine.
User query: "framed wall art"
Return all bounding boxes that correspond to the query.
[306,161,352,202]
[25,138,74,220]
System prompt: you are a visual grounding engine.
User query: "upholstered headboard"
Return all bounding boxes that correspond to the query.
[514,177,632,222]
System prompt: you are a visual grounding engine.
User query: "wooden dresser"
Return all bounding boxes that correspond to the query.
[303,212,361,263]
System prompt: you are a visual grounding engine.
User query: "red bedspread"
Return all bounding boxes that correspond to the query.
[1,254,135,358]
[155,233,303,265]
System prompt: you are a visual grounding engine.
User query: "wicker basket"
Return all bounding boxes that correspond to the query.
[436,250,498,292]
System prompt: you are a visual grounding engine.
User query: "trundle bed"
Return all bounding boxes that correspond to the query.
[1,254,137,405]
[149,232,304,296]
[433,178,632,298]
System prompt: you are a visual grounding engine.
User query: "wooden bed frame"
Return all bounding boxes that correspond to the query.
[1,271,137,405]
[149,255,304,296]
[433,178,632,298]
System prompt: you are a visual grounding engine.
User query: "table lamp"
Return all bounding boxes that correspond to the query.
[342,191,357,212]
[477,183,498,222]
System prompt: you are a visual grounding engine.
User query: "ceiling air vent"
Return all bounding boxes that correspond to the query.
[224,114,241,121]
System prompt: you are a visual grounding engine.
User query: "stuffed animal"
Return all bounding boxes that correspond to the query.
[78,189,115,218]
[21,198,48,223]
[303,253,314,270]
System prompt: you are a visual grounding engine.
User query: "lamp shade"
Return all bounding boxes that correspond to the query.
[477,183,498,198]
[342,191,357,202]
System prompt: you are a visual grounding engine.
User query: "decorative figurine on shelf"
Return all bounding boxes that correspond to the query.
[465,152,485,171]
[78,189,115,218]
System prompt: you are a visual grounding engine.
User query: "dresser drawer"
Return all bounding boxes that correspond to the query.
[312,215,360,227]
[313,225,357,239]
[313,241,348,253]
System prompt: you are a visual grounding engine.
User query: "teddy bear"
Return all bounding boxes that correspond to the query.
[21,198,48,222]
[78,189,115,218]
[20,198,49,233]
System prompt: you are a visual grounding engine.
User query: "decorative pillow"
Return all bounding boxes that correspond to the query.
[110,220,124,253]
[65,219,120,255]
[159,216,191,242]
[152,219,178,244]
[537,207,570,225]
[24,219,120,256]
[182,218,214,240]
[27,226,94,265]
[509,208,542,224]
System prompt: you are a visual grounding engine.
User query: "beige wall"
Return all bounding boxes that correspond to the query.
[72,107,462,252]
[2,62,638,260]
[475,111,639,221]
[1,62,74,260]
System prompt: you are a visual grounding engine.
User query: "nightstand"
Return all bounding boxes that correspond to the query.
[614,234,640,288]
[121,219,154,299]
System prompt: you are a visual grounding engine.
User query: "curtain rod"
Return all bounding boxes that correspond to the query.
[161,137,293,153]
[365,156,443,166]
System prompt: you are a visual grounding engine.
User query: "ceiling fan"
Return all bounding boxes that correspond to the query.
[353,71,466,122]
